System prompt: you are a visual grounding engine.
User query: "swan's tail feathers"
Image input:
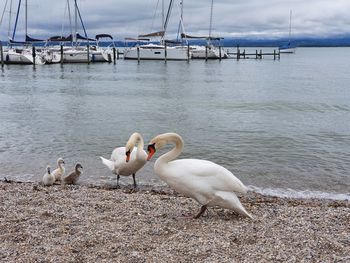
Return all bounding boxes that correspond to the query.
[230,193,253,219]
[100,156,115,171]
[216,191,253,219]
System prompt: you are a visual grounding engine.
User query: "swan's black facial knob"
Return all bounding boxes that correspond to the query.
[147,143,156,161]
[125,150,131,162]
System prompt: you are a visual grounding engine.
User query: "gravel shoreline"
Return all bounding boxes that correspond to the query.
[0,181,349,262]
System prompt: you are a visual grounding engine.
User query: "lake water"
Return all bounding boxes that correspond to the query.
[1,47,349,200]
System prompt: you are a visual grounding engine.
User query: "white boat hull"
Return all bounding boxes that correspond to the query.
[40,47,109,63]
[279,48,296,54]
[124,44,189,60]
[190,45,228,59]
[63,50,106,63]
[3,48,46,65]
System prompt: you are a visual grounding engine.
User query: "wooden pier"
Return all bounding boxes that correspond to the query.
[0,43,283,67]
[227,46,281,60]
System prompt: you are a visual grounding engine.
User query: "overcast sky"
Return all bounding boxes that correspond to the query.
[1,0,350,41]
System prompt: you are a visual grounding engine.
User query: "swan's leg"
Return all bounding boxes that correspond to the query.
[132,173,137,188]
[194,205,207,219]
[116,174,120,189]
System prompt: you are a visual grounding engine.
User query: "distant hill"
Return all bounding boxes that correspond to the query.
[119,36,350,47]
[219,36,350,47]
[115,36,350,47]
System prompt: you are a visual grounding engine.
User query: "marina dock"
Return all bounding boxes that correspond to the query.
[0,44,285,67]
[227,46,281,60]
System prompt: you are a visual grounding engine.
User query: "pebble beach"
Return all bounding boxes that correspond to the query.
[0,180,349,262]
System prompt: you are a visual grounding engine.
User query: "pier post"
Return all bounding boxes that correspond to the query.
[87,44,90,64]
[205,46,208,61]
[243,49,246,59]
[274,49,276,60]
[259,49,262,59]
[0,42,4,67]
[32,46,36,66]
[255,50,258,59]
[236,45,239,60]
[60,45,64,64]
[164,42,167,63]
[137,46,140,64]
[187,44,190,62]
[219,46,222,61]
[278,50,281,60]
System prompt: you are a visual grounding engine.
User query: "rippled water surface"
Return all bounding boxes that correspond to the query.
[1,47,349,198]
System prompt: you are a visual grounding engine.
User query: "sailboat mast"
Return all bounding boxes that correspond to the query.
[74,0,78,43]
[208,0,214,43]
[289,9,292,42]
[8,0,13,38]
[180,0,183,22]
[163,0,174,40]
[162,0,164,31]
[12,0,22,40]
[0,0,9,32]
[25,0,27,38]
[177,0,186,43]
[67,0,73,40]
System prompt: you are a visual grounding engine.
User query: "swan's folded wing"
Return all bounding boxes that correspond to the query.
[171,159,248,194]
[110,147,126,162]
[113,147,139,166]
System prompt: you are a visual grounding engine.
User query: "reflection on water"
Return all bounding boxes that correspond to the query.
[0,48,349,198]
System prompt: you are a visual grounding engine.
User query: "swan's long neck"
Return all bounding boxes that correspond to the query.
[75,167,81,175]
[58,162,64,171]
[135,134,144,157]
[157,134,184,165]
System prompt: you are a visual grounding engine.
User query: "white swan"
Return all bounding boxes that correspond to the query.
[42,165,55,186]
[52,158,65,183]
[147,133,252,219]
[100,132,147,188]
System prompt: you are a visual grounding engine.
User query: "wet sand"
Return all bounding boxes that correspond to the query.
[0,181,349,262]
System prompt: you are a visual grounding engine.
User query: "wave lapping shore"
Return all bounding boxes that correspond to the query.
[0,181,349,262]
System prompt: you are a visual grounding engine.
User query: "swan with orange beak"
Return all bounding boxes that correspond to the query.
[146,133,252,219]
[100,133,147,188]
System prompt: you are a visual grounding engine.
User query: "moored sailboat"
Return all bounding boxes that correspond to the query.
[180,0,227,59]
[43,0,111,63]
[4,0,46,65]
[124,0,189,61]
[279,10,296,54]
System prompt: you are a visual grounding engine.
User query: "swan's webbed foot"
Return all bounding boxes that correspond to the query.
[132,174,137,189]
[194,205,207,219]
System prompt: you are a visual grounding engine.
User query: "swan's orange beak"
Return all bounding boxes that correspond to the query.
[125,150,131,162]
[147,143,156,161]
